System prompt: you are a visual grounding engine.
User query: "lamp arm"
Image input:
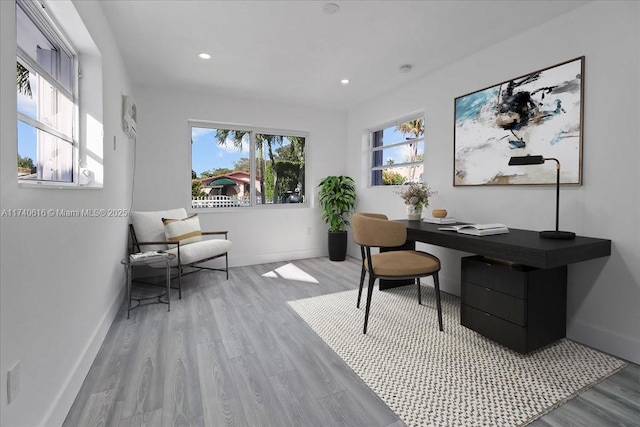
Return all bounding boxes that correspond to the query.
[544,158,561,232]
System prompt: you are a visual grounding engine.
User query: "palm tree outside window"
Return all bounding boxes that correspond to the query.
[370,116,425,186]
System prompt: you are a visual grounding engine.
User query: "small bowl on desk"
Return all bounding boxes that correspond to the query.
[432,209,448,218]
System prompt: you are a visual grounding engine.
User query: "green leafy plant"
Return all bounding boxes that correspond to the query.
[318,175,356,232]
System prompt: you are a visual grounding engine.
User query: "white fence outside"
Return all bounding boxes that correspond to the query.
[192,195,250,208]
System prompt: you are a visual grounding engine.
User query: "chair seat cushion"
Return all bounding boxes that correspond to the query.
[368,250,440,277]
[164,238,232,267]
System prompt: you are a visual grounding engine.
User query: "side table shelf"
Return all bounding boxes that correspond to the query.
[121,253,176,318]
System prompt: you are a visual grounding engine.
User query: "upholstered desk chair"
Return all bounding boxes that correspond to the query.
[352,212,443,334]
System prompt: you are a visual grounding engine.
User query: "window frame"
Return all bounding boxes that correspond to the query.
[369,113,425,187]
[16,0,80,187]
[189,120,308,210]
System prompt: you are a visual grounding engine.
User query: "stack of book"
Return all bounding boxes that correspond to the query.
[423,217,457,224]
[129,251,168,262]
[438,223,509,236]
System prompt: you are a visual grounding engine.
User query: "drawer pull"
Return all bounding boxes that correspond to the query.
[485,287,492,291]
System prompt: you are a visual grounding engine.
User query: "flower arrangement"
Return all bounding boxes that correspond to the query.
[397,182,436,211]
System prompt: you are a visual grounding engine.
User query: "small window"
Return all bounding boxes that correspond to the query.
[16,0,77,183]
[370,116,424,186]
[190,121,306,208]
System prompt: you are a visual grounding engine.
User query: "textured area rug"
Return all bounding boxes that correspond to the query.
[288,285,627,427]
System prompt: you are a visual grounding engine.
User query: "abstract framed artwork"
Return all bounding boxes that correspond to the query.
[453,56,584,186]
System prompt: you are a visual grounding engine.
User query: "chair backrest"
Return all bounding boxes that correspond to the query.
[130,208,187,251]
[359,213,388,221]
[352,213,406,248]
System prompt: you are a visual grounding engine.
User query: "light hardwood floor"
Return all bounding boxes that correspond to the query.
[64,257,640,427]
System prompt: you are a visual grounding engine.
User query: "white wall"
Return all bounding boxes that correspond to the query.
[132,87,347,267]
[346,1,640,364]
[0,1,134,426]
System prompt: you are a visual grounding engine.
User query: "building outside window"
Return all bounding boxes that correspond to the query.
[370,116,424,186]
[16,0,78,183]
[190,121,306,208]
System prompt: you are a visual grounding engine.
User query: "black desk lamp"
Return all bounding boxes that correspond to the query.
[508,155,576,240]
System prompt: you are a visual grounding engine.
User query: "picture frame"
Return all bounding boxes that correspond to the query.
[453,56,584,186]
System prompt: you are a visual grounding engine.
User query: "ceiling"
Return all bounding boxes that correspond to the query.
[99,1,588,111]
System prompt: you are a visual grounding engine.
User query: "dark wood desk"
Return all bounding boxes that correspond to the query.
[397,220,611,269]
[394,220,612,353]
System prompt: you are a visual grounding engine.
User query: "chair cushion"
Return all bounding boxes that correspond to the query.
[162,214,202,245]
[161,238,233,267]
[130,208,187,251]
[368,250,440,277]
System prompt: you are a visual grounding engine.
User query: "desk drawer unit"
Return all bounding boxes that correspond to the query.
[460,255,567,354]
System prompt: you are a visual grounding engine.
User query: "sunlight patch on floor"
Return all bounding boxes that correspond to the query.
[262,263,319,283]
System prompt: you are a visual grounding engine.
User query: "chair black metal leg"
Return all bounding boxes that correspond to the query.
[417,278,422,305]
[357,247,366,308]
[178,267,182,300]
[357,263,366,308]
[363,276,375,334]
[225,253,229,279]
[433,273,443,331]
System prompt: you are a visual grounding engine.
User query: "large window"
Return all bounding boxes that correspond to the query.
[16,0,77,183]
[370,116,424,186]
[190,121,306,208]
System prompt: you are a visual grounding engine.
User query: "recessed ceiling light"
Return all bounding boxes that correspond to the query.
[340,79,350,85]
[198,53,211,60]
[323,3,340,14]
[399,64,413,73]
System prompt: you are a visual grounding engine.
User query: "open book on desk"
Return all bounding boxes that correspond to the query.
[438,223,509,236]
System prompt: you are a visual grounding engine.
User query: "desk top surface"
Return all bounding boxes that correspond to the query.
[398,220,611,269]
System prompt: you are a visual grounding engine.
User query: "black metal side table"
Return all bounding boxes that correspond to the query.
[121,253,176,318]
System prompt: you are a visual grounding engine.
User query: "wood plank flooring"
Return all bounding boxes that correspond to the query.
[64,257,640,427]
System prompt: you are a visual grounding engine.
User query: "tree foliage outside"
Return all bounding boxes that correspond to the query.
[210,130,305,204]
[383,170,405,185]
[18,154,34,170]
[234,157,250,172]
[192,179,206,198]
[17,62,32,97]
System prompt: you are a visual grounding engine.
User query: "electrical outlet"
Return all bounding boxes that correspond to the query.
[7,361,20,404]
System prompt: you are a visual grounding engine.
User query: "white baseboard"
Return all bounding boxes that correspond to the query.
[41,285,126,427]
[567,318,640,365]
[229,248,325,267]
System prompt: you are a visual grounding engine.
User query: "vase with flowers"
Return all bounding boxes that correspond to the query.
[397,182,436,220]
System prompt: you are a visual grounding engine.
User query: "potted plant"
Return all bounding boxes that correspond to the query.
[397,181,436,220]
[318,175,356,261]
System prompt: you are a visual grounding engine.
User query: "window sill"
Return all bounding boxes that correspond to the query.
[18,181,103,190]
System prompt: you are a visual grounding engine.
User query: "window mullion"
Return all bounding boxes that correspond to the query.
[372,161,423,172]
[371,137,424,152]
[18,113,75,146]
[17,49,73,101]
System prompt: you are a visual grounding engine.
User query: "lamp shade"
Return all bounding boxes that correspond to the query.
[508,155,545,166]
